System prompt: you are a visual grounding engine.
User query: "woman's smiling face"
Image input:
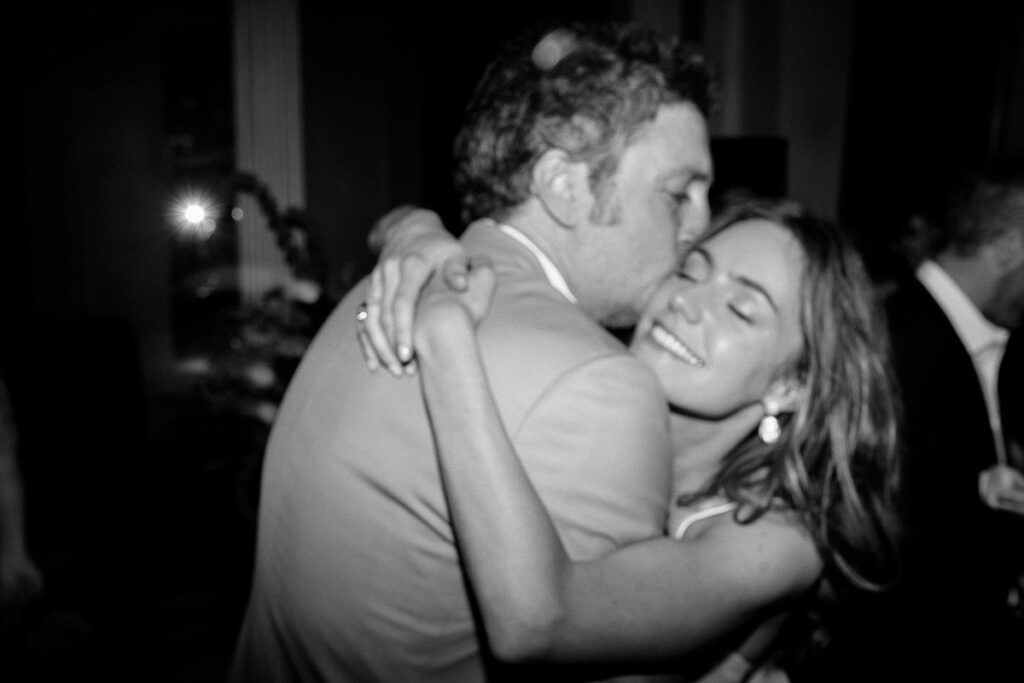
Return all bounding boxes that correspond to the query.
[631,218,807,418]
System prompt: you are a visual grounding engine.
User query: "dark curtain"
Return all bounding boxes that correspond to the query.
[838,0,1024,281]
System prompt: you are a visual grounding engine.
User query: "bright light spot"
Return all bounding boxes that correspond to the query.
[184,204,206,224]
[168,189,220,239]
[231,206,244,221]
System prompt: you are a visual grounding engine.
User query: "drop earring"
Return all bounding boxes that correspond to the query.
[758,398,781,444]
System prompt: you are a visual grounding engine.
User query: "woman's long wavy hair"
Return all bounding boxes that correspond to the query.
[686,197,901,596]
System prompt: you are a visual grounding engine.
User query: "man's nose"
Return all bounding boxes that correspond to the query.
[677,199,711,243]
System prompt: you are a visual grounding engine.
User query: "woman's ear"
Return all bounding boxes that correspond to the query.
[763,377,808,417]
[531,149,589,228]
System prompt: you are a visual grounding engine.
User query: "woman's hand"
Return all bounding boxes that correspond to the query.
[412,257,497,362]
[359,207,471,376]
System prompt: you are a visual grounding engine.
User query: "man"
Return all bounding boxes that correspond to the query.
[829,156,1024,682]
[231,22,713,681]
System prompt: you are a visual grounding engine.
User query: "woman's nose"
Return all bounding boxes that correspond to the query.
[669,286,703,323]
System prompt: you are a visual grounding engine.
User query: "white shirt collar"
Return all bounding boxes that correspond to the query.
[916,259,1009,355]
[497,223,578,304]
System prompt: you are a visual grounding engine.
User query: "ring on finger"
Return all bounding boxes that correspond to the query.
[356,301,369,322]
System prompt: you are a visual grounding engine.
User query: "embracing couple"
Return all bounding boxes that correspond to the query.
[230,21,899,683]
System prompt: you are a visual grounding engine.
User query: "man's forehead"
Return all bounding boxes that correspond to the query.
[626,103,711,172]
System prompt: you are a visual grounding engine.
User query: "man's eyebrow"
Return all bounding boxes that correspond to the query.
[668,166,712,184]
[733,274,779,314]
[691,167,713,184]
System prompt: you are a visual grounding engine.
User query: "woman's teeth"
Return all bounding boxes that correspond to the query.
[650,323,705,367]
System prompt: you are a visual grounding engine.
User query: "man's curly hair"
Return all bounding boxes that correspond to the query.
[453,22,715,225]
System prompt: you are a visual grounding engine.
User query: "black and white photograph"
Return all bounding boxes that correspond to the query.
[5,1,1023,681]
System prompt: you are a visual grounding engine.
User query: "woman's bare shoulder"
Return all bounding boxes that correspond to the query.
[680,507,823,600]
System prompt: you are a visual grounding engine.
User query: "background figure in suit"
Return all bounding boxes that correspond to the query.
[999,330,1024,489]
[230,22,713,682]
[833,155,1024,682]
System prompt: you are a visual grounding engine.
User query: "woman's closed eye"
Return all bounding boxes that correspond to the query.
[728,301,755,324]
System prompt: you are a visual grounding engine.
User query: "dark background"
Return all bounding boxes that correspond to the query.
[4,1,1023,680]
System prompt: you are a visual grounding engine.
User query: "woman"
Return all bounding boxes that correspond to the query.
[361,197,900,680]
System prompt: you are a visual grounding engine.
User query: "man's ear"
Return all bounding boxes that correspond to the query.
[531,149,589,228]
[991,228,1024,273]
[763,377,808,416]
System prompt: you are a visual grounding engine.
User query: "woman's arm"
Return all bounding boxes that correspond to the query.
[414,297,823,666]
[359,206,470,375]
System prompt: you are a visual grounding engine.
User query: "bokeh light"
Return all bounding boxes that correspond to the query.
[169,190,219,238]
[184,203,206,224]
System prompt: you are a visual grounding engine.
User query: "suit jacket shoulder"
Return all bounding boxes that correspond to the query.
[461,222,673,556]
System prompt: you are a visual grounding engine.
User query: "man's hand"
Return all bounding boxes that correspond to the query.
[0,547,44,610]
[979,464,1024,515]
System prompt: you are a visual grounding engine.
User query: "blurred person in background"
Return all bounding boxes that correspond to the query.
[826,154,1024,682]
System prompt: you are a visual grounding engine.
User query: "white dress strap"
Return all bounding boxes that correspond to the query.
[671,501,738,540]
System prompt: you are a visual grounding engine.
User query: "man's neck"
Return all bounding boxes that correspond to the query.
[501,204,591,307]
[502,206,572,278]
[934,252,993,312]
